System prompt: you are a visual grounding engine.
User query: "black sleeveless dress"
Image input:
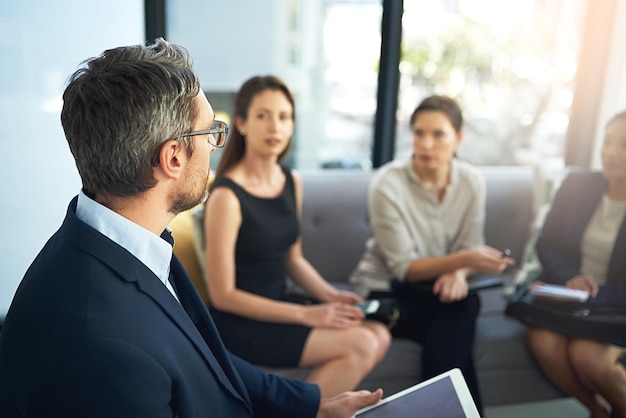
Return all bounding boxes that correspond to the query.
[210,166,312,367]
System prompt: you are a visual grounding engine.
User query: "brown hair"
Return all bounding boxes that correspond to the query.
[409,95,463,133]
[214,75,295,182]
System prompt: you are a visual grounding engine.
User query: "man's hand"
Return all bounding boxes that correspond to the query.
[317,389,383,418]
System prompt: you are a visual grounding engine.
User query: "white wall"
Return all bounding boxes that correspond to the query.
[0,1,144,316]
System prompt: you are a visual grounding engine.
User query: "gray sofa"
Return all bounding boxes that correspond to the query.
[261,166,566,407]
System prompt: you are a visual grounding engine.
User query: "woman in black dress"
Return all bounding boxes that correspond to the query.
[202,75,391,397]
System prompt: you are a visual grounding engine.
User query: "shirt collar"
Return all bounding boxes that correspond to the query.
[403,156,460,188]
[75,190,173,286]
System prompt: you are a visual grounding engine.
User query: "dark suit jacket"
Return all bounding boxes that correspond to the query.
[0,197,319,418]
[536,171,626,302]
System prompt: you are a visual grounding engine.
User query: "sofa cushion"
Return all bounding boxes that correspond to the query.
[480,166,535,262]
[300,166,536,286]
[174,166,570,407]
[300,170,372,283]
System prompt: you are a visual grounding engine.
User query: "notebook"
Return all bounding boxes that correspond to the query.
[354,368,481,418]
[528,283,589,302]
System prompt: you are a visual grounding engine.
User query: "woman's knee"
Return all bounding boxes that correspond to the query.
[346,327,387,368]
[568,340,610,382]
[526,328,563,361]
[302,327,380,369]
[364,321,392,360]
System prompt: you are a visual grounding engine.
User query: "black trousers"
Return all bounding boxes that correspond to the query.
[371,280,483,413]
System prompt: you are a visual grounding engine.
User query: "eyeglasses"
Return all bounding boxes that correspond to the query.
[179,120,229,148]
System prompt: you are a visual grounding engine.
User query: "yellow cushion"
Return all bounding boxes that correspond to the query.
[169,208,210,306]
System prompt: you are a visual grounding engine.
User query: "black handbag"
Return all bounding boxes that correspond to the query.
[362,298,400,329]
[505,284,626,347]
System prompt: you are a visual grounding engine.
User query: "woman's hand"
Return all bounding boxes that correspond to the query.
[327,290,364,304]
[303,302,365,328]
[566,275,599,297]
[433,271,468,303]
[464,246,515,275]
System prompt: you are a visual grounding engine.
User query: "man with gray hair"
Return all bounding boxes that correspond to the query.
[0,38,382,418]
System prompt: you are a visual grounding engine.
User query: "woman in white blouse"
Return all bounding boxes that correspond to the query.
[350,95,514,413]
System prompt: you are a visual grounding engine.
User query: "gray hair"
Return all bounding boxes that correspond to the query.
[61,38,200,198]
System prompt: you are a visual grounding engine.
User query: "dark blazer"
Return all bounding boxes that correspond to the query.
[536,171,626,301]
[0,197,319,418]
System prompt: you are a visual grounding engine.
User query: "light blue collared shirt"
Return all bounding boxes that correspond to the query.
[75,190,179,301]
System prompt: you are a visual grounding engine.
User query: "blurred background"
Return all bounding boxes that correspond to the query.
[1,0,625,315]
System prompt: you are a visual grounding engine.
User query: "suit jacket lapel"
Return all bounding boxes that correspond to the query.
[62,199,249,406]
[169,256,250,403]
[133,261,249,405]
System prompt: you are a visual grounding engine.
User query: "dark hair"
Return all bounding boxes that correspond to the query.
[607,110,626,127]
[214,75,295,181]
[409,95,463,133]
[61,38,200,198]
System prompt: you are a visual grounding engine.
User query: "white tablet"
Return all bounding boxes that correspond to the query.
[354,368,481,418]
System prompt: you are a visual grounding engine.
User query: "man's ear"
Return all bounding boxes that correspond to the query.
[155,139,185,179]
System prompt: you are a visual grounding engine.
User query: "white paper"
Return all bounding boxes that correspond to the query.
[529,284,589,302]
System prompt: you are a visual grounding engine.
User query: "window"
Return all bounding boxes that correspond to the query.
[396,0,586,168]
[167,0,382,170]
[318,2,382,169]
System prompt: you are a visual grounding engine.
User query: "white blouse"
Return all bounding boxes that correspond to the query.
[580,194,626,285]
